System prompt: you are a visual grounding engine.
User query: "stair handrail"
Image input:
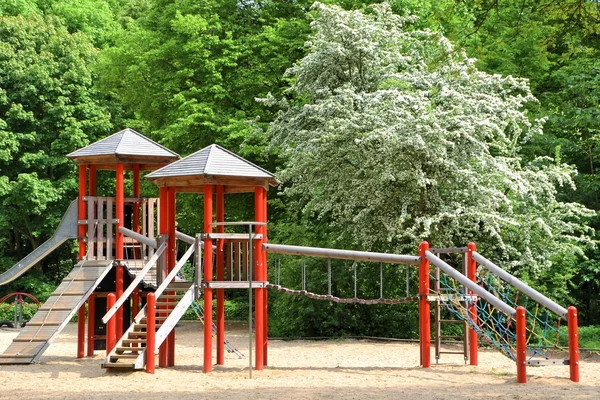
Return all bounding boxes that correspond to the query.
[102,239,167,324]
[119,226,158,249]
[425,251,516,316]
[153,241,196,301]
[471,251,568,318]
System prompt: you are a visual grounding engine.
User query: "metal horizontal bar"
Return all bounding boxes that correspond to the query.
[175,231,195,245]
[78,219,119,224]
[429,247,467,254]
[425,251,516,316]
[263,243,420,265]
[210,221,267,226]
[201,281,268,289]
[118,227,158,249]
[526,359,569,366]
[439,351,466,355]
[202,233,263,240]
[472,252,568,318]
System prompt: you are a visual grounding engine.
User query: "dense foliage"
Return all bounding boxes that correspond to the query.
[1,0,599,333]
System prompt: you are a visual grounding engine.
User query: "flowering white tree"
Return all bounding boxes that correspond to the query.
[264,3,593,274]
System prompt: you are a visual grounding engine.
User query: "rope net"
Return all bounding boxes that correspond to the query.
[431,263,568,362]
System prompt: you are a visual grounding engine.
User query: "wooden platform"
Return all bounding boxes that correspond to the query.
[0,260,114,364]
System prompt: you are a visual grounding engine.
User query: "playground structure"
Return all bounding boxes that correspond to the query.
[0,128,579,384]
[0,292,41,328]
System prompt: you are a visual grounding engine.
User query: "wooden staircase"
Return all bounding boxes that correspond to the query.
[102,281,195,370]
[0,260,114,364]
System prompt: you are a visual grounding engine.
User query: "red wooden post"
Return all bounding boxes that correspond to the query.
[87,293,95,356]
[568,306,580,382]
[516,306,527,383]
[203,184,214,373]
[116,162,124,260]
[419,241,431,368]
[77,306,85,358]
[167,187,176,367]
[254,186,265,370]
[133,164,140,233]
[78,164,87,259]
[467,242,478,366]
[158,187,168,368]
[216,185,225,365]
[77,164,87,358]
[262,187,268,366]
[146,293,156,374]
[116,265,124,338]
[106,293,116,354]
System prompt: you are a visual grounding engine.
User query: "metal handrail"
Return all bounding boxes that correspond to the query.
[425,251,516,316]
[102,241,167,324]
[119,226,158,248]
[263,243,420,265]
[472,252,568,318]
[153,243,196,300]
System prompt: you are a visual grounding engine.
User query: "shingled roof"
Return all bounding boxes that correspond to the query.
[67,128,179,170]
[146,144,278,193]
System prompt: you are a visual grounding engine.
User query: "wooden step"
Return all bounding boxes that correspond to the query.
[166,281,192,290]
[111,354,139,360]
[158,294,183,299]
[54,280,95,295]
[123,339,146,345]
[39,295,83,311]
[103,362,135,368]
[28,310,73,326]
[116,346,141,353]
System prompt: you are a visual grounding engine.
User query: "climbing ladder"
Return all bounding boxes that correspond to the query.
[0,259,114,364]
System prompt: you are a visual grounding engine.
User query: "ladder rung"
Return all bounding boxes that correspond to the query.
[111,354,139,360]
[439,351,466,355]
[440,319,464,323]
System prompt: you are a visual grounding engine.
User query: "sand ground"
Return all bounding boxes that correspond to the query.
[0,321,598,400]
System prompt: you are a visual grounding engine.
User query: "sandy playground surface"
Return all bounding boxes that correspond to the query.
[0,321,598,400]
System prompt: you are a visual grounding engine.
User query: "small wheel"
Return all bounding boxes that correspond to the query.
[0,320,15,328]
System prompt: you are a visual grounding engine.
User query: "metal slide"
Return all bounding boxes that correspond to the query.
[0,199,79,286]
[0,259,114,364]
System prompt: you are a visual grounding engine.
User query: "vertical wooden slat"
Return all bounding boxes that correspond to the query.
[141,198,148,259]
[149,199,156,258]
[107,198,113,260]
[97,197,104,260]
[241,241,248,281]
[87,197,95,260]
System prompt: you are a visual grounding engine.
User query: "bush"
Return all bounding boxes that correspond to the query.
[559,325,600,350]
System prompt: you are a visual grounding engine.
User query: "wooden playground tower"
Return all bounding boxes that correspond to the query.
[69,129,277,372]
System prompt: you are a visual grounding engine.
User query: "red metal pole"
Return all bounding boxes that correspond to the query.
[516,306,527,383]
[78,164,87,260]
[133,164,140,233]
[167,187,176,367]
[467,242,478,366]
[77,306,85,358]
[254,187,264,371]
[262,187,268,366]
[116,162,124,260]
[419,241,431,368]
[203,185,214,373]
[87,294,95,356]
[77,164,87,358]
[158,187,168,368]
[568,306,580,382]
[146,293,156,374]
[216,185,225,365]
[106,293,116,354]
[116,265,124,338]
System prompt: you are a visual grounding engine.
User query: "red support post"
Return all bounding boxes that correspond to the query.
[106,293,116,355]
[87,294,95,356]
[262,187,268,366]
[77,306,85,358]
[203,185,214,373]
[568,306,580,382]
[467,242,478,366]
[146,293,156,374]
[158,187,168,368]
[516,306,527,383]
[419,241,431,368]
[78,164,87,259]
[216,185,225,365]
[167,187,176,367]
[133,164,140,233]
[116,265,124,338]
[116,163,124,260]
[254,186,265,371]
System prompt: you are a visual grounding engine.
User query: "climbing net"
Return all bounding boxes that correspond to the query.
[431,262,569,362]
